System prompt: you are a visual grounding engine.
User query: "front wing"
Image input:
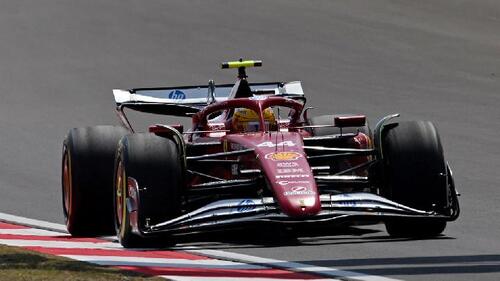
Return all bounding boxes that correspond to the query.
[133,192,457,236]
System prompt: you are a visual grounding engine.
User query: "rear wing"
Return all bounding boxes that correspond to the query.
[113,81,305,117]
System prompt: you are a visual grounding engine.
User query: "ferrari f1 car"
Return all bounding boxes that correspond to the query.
[62,60,460,247]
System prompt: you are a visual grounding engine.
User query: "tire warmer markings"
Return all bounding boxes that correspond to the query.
[0,212,401,281]
[0,220,333,281]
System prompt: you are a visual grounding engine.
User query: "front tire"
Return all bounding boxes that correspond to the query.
[381,121,449,237]
[114,133,183,248]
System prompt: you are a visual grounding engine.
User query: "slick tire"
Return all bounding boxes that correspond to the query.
[381,121,448,237]
[62,126,128,236]
[114,133,183,248]
[306,114,370,137]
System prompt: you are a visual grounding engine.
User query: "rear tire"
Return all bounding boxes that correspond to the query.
[381,121,448,237]
[114,133,183,248]
[62,126,128,236]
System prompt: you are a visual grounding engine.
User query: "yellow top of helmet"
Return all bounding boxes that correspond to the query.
[231,108,276,132]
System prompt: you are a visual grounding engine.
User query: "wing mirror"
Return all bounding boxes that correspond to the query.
[334,115,366,127]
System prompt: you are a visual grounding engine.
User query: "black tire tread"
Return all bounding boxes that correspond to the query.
[381,121,448,237]
[115,133,183,248]
[63,125,128,236]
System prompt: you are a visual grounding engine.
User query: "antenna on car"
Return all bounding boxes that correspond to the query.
[221,59,262,79]
[207,79,216,104]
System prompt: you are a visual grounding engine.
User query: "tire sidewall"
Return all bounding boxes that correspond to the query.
[113,139,136,246]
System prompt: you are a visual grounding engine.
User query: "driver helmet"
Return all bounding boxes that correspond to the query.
[231,108,276,132]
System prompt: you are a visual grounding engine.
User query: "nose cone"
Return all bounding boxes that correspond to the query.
[253,134,321,217]
[283,187,320,215]
[261,150,321,217]
[226,132,321,217]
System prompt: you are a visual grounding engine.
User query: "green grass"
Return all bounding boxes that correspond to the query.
[0,245,166,281]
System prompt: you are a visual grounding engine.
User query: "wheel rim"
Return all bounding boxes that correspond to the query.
[115,159,127,236]
[62,148,72,220]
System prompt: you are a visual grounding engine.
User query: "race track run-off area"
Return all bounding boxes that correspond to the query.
[0,214,398,281]
[0,221,323,281]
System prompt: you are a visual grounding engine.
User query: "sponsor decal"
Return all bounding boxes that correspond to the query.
[276,180,310,186]
[168,90,186,100]
[291,186,307,192]
[257,141,295,148]
[249,95,268,100]
[283,186,316,196]
[278,120,290,128]
[236,199,255,212]
[211,124,225,130]
[265,152,302,161]
[338,201,357,207]
[277,168,304,174]
[277,162,299,168]
[276,174,310,179]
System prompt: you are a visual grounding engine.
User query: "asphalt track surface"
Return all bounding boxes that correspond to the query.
[0,1,499,280]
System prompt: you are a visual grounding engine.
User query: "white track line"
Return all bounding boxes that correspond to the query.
[188,249,400,281]
[0,212,402,281]
[61,255,267,269]
[0,239,121,249]
[0,228,65,236]
[0,213,67,232]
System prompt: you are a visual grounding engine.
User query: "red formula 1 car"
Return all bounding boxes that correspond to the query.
[62,60,460,247]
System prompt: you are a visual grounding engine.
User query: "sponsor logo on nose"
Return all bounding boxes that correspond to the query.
[236,199,255,212]
[283,186,316,196]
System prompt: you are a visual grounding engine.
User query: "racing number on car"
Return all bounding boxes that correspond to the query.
[257,141,295,147]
